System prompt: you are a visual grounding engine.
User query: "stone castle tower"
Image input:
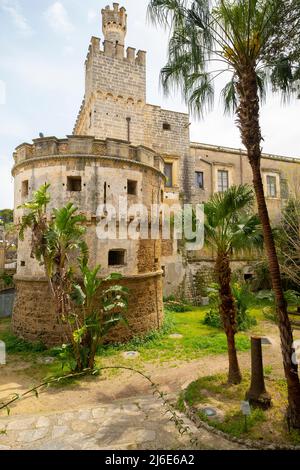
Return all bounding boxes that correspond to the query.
[102,3,127,45]
[12,4,168,346]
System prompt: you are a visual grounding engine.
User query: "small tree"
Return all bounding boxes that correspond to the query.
[204,185,263,384]
[19,184,128,371]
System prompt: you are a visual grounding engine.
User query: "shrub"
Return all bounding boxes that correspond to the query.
[164,299,191,312]
[203,282,257,331]
[0,273,13,287]
[262,289,300,323]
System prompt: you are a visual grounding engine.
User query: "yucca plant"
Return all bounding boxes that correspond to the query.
[204,185,262,383]
[148,0,300,427]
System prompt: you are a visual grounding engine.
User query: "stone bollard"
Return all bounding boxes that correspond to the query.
[246,336,271,409]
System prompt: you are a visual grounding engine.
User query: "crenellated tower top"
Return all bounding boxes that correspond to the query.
[101,3,127,46]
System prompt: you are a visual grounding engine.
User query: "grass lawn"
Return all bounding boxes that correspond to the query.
[96,306,251,367]
[179,371,300,446]
[0,303,269,380]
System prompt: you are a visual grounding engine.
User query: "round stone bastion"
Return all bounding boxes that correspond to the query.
[12,135,165,346]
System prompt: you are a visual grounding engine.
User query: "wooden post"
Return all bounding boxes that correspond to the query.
[246,336,271,409]
[0,242,5,272]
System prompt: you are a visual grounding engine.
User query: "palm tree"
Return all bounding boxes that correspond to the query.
[148,0,300,427]
[19,184,88,368]
[205,184,262,384]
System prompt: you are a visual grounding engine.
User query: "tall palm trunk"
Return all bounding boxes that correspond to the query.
[216,252,242,384]
[237,65,300,427]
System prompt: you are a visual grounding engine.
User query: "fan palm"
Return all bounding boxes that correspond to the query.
[148,0,300,427]
[205,184,262,384]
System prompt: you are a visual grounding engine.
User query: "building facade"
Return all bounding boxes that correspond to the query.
[12,3,300,344]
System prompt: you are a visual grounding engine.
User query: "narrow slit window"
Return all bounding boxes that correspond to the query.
[104,182,107,204]
[108,249,126,266]
[67,176,82,192]
[21,180,29,198]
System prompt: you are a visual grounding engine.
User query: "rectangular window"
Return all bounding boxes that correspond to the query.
[267,175,277,197]
[218,170,229,193]
[21,180,29,198]
[127,180,137,196]
[164,162,173,188]
[67,176,82,192]
[163,122,171,131]
[108,249,126,266]
[195,171,204,189]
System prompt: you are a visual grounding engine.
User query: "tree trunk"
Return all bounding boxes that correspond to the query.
[216,252,242,384]
[246,336,271,409]
[237,65,300,428]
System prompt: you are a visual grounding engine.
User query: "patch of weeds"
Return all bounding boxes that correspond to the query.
[199,407,266,438]
[164,300,192,313]
[184,374,224,405]
[263,365,273,376]
[97,311,175,357]
[289,429,300,445]
[0,330,46,354]
[176,392,186,412]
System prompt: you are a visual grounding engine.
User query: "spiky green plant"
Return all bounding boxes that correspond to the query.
[204,184,262,383]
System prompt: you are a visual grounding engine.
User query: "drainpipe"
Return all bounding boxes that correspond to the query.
[126,117,131,143]
[240,149,244,184]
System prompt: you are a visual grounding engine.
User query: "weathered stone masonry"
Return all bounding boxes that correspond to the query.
[12,136,164,346]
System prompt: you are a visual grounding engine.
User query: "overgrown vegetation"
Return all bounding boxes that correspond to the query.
[18,184,128,372]
[204,283,257,331]
[0,272,13,287]
[164,296,192,313]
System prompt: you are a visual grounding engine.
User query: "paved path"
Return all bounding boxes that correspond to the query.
[0,395,243,450]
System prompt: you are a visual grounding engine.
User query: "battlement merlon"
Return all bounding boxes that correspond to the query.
[83,35,147,107]
[85,36,146,67]
[12,136,165,176]
[101,3,127,46]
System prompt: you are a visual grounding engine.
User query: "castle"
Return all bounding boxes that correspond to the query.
[11,3,300,345]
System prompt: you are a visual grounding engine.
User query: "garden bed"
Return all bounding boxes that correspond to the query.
[178,372,300,448]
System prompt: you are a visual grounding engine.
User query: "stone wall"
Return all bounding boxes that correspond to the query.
[12,273,163,347]
[12,136,165,345]
[191,142,300,223]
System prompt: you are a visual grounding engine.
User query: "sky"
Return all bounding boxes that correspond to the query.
[0,0,299,209]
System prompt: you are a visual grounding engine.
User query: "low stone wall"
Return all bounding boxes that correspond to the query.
[0,288,15,318]
[12,272,163,347]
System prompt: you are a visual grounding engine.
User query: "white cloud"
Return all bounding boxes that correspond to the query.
[87,8,98,24]
[44,2,74,34]
[0,0,32,35]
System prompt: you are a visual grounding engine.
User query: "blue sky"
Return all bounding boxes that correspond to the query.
[0,0,300,209]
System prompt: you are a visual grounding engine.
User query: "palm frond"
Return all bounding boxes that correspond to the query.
[221,75,238,114]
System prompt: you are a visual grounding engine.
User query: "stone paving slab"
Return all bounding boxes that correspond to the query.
[0,395,243,450]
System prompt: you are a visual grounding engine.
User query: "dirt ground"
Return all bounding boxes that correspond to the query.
[1,321,299,417]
